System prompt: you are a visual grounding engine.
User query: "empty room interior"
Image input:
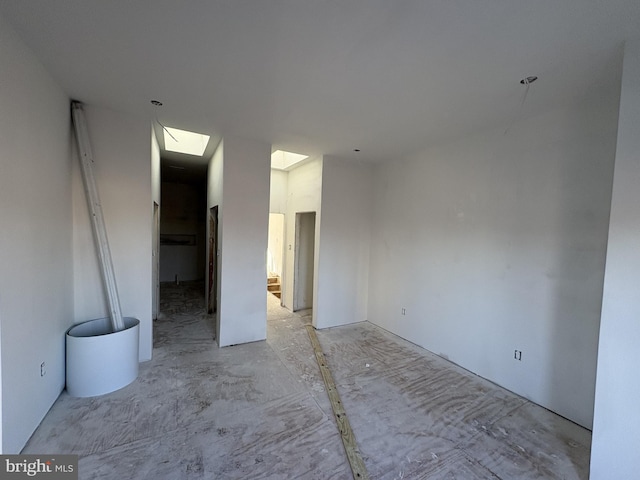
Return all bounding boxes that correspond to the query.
[1,1,639,479]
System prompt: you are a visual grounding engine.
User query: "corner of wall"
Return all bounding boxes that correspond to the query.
[206,139,224,343]
[282,157,324,314]
[216,136,270,346]
[314,156,373,329]
[590,38,640,480]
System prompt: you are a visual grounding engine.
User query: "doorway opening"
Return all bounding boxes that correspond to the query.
[152,202,160,320]
[157,159,209,333]
[293,212,316,312]
[153,122,220,350]
[208,206,219,328]
[267,213,285,302]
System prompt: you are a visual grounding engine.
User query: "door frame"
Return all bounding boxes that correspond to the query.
[152,202,160,320]
[293,211,316,312]
[208,206,219,316]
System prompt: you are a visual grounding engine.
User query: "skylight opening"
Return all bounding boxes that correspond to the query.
[271,150,309,170]
[163,127,210,156]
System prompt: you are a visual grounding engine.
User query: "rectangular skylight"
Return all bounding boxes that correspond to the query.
[163,127,210,156]
[271,150,309,170]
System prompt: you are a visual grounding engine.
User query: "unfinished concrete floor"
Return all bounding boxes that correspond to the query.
[23,282,591,479]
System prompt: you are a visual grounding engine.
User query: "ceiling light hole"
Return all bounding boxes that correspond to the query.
[271,150,309,170]
[163,127,210,156]
[354,148,361,152]
[150,100,163,106]
[520,76,538,85]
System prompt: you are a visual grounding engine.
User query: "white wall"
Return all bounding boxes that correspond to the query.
[591,40,640,479]
[207,136,271,347]
[151,129,161,207]
[72,106,153,361]
[206,141,224,340]
[160,246,199,282]
[269,169,288,214]
[0,312,2,451]
[294,212,316,310]
[0,16,73,453]
[368,82,619,429]
[315,157,372,329]
[151,128,161,320]
[282,158,323,315]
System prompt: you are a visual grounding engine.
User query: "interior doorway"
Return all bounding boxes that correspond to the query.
[293,211,316,312]
[267,213,285,302]
[152,202,160,320]
[208,206,219,317]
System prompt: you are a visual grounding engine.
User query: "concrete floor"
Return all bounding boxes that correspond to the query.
[23,282,591,479]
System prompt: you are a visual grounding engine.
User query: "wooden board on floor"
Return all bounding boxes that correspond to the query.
[305,324,370,480]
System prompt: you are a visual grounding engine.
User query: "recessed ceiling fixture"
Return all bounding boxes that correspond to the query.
[354,149,361,152]
[163,127,211,156]
[520,76,538,85]
[150,100,163,106]
[271,150,309,170]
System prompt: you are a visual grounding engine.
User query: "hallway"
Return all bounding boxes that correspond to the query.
[23,284,591,479]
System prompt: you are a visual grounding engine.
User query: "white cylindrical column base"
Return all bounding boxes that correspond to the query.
[66,317,140,397]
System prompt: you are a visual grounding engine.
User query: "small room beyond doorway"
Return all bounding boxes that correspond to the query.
[159,180,207,286]
[267,213,285,302]
[267,152,319,325]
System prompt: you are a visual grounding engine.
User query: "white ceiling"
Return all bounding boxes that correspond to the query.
[1,1,639,162]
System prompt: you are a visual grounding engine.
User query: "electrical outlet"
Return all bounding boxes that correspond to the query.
[401,308,406,315]
[40,361,46,377]
[514,350,522,361]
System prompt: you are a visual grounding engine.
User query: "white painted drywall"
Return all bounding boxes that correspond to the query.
[0,16,73,453]
[315,157,372,329]
[294,212,316,311]
[0,309,2,453]
[151,129,161,320]
[269,169,288,214]
[72,106,153,361]
[151,129,161,207]
[208,136,271,347]
[206,140,224,341]
[282,158,323,316]
[368,82,619,428]
[591,40,640,479]
[160,246,200,282]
